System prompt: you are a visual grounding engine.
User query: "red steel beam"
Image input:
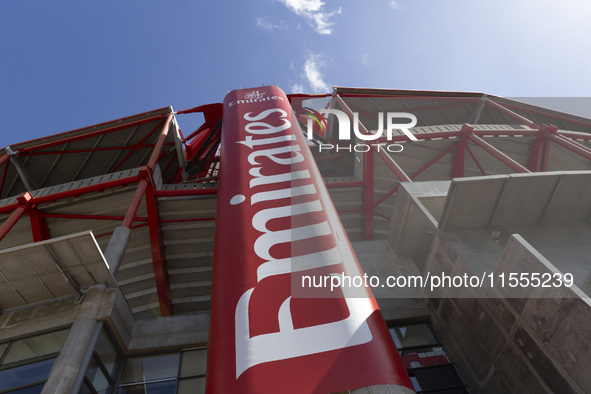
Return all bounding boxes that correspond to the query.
[547,133,591,162]
[43,213,148,222]
[451,138,467,178]
[486,100,538,129]
[0,174,140,216]
[18,113,170,154]
[412,143,457,179]
[336,93,481,102]
[109,118,168,173]
[373,142,457,208]
[527,133,551,172]
[155,188,218,197]
[468,134,530,173]
[0,192,33,242]
[376,128,540,144]
[94,223,148,239]
[465,145,487,175]
[375,149,411,182]
[28,207,50,242]
[144,172,173,317]
[34,175,139,205]
[451,124,474,178]
[148,115,174,170]
[557,131,591,142]
[0,206,27,243]
[373,185,400,208]
[160,217,215,223]
[121,179,149,228]
[499,102,591,129]
[120,116,173,228]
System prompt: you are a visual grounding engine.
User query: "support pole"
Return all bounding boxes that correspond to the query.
[28,207,50,242]
[105,115,173,276]
[142,168,173,316]
[42,286,105,394]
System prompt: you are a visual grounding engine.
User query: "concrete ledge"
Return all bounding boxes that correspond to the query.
[128,313,209,353]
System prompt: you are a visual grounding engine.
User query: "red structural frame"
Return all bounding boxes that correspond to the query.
[328,94,591,240]
[0,91,590,315]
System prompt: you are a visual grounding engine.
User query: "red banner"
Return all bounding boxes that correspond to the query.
[206,86,413,393]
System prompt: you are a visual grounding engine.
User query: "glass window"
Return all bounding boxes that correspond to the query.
[118,380,177,394]
[0,328,69,393]
[117,349,207,394]
[389,323,468,393]
[85,357,110,394]
[78,328,121,394]
[121,353,180,385]
[401,346,450,369]
[6,383,45,393]
[178,377,205,394]
[412,365,465,392]
[179,349,207,378]
[389,323,438,349]
[0,343,8,360]
[0,357,56,391]
[94,330,119,378]
[1,329,68,366]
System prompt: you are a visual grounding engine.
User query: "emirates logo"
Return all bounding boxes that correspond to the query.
[244,90,265,100]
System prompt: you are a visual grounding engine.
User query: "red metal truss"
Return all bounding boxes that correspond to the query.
[485,100,538,129]
[0,193,31,242]
[375,149,412,183]
[118,115,174,316]
[546,132,591,162]
[28,207,50,242]
[17,113,171,155]
[467,133,530,173]
[465,145,487,175]
[528,134,550,172]
[144,169,173,317]
[109,119,168,174]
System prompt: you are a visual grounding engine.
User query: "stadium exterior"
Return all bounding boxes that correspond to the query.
[0,86,589,393]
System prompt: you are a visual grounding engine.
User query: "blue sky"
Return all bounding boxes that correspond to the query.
[2,0,591,146]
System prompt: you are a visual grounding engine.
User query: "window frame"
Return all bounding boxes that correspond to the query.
[0,326,71,394]
[387,320,469,394]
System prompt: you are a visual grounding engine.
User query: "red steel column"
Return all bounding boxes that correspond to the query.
[28,207,50,242]
[141,167,173,317]
[206,86,413,394]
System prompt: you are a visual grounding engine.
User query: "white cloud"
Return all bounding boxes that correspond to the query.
[256,17,287,31]
[389,0,399,9]
[291,83,304,94]
[281,0,323,13]
[303,54,330,92]
[360,53,369,66]
[291,54,331,94]
[279,0,341,35]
